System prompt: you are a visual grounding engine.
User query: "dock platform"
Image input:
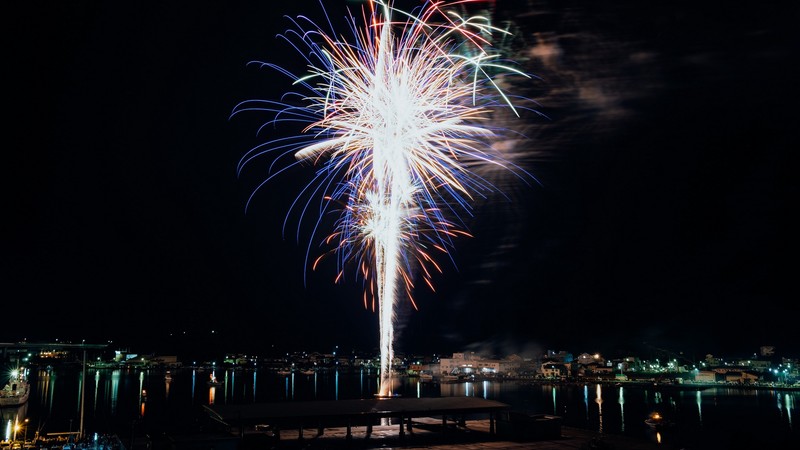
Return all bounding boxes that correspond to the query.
[205,397,510,441]
[199,398,674,449]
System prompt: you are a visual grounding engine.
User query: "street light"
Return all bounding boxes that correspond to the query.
[23,419,29,444]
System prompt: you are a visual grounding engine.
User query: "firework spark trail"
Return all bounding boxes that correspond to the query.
[234,0,537,396]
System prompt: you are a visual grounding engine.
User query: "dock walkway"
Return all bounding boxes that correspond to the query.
[242,418,674,449]
[206,397,510,441]
[202,397,674,450]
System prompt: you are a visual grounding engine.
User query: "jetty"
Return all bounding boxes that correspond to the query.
[204,397,511,441]
[196,397,673,449]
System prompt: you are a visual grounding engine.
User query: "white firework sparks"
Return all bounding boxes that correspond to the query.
[234,0,536,395]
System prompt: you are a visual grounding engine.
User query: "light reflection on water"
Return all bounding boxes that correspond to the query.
[1,402,28,442]
[584,383,588,419]
[8,367,799,447]
[697,390,702,424]
[110,370,119,414]
[618,386,625,432]
[595,383,603,434]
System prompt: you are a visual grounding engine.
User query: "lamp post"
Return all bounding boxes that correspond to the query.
[23,418,29,444]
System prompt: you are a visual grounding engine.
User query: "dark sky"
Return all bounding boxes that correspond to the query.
[5,1,797,361]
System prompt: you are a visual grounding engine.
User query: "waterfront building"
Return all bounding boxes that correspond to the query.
[438,352,520,377]
[539,362,569,379]
[150,355,182,367]
[694,370,717,383]
[545,350,574,363]
[723,371,760,384]
[576,352,604,366]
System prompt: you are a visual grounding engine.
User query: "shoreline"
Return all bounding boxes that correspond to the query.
[420,375,800,391]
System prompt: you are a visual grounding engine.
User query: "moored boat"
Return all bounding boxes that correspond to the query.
[441,373,468,383]
[0,368,30,407]
[644,411,672,430]
[206,371,223,386]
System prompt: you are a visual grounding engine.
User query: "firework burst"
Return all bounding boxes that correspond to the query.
[234,0,537,395]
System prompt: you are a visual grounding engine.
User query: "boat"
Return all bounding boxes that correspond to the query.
[164,370,173,381]
[644,411,672,430]
[440,368,472,383]
[0,368,30,407]
[419,370,434,382]
[300,369,316,376]
[441,373,468,383]
[207,372,223,387]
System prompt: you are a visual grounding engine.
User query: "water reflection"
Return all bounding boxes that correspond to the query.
[76,370,84,417]
[291,372,296,399]
[223,370,229,403]
[618,386,625,432]
[434,379,502,400]
[595,384,603,434]
[311,371,316,398]
[110,370,119,414]
[584,384,589,420]
[696,390,702,424]
[93,371,99,411]
[138,371,146,418]
[2,403,28,442]
[13,367,800,446]
[164,373,171,400]
[37,369,54,414]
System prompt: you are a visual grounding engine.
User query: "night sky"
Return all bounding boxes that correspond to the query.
[5,1,797,361]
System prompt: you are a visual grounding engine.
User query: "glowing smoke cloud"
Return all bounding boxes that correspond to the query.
[234,0,534,396]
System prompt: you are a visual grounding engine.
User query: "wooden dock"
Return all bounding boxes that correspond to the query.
[199,398,674,450]
[205,397,510,441]
[230,418,675,449]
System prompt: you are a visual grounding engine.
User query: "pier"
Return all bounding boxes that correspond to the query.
[204,397,510,441]
[196,399,672,450]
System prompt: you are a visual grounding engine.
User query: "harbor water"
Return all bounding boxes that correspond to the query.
[2,366,798,449]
